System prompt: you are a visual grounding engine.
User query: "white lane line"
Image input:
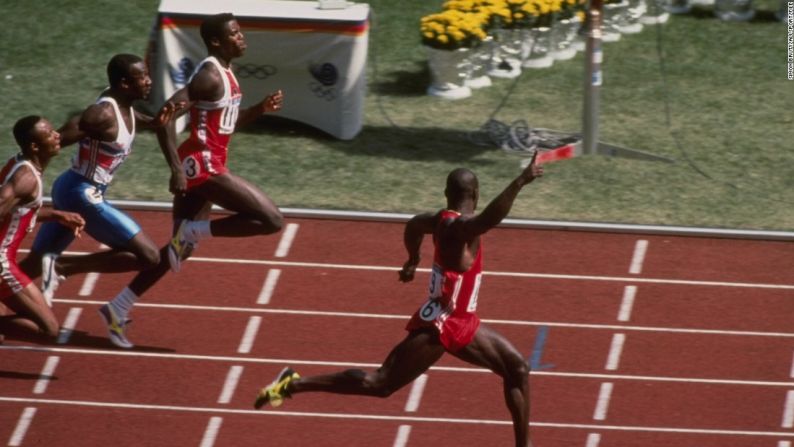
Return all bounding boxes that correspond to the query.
[779,441,791,447]
[782,390,794,428]
[36,248,794,290]
[6,395,794,437]
[257,269,282,305]
[217,365,244,404]
[593,382,614,421]
[404,374,428,412]
[392,424,412,447]
[56,307,82,344]
[33,356,60,394]
[617,286,637,322]
[605,334,626,371]
[274,223,299,258]
[78,272,100,296]
[199,416,223,447]
[51,298,794,339]
[237,316,262,354]
[8,407,36,447]
[6,344,794,388]
[629,240,649,275]
[585,432,601,447]
[790,352,794,378]
[164,257,794,290]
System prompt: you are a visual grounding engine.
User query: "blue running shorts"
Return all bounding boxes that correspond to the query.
[31,170,141,255]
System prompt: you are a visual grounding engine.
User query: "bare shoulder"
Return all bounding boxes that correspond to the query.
[7,163,39,201]
[80,102,116,135]
[188,62,224,102]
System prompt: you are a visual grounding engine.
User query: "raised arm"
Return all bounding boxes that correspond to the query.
[460,151,544,239]
[398,211,438,283]
[134,103,186,195]
[236,89,283,129]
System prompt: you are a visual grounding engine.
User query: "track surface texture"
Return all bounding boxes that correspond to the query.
[2,209,793,447]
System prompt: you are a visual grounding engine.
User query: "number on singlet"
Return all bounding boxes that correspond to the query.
[219,101,240,135]
[183,156,199,179]
[428,264,443,298]
[419,299,442,322]
[466,273,483,312]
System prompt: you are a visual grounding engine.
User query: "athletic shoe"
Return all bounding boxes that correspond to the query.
[98,304,134,349]
[167,220,190,273]
[41,253,65,307]
[254,367,300,409]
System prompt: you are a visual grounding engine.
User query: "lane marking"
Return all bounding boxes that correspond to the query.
[529,326,555,370]
[33,356,60,394]
[790,351,794,378]
[257,269,282,305]
[783,390,794,428]
[779,441,791,447]
[617,286,637,322]
[237,316,262,354]
[217,365,244,404]
[274,223,299,258]
[605,334,626,371]
[4,395,794,437]
[593,382,614,420]
[51,298,794,339]
[4,345,794,388]
[56,307,82,345]
[42,248,794,290]
[8,407,36,447]
[393,424,412,447]
[78,272,100,296]
[585,432,601,447]
[199,416,223,447]
[628,240,649,275]
[404,374,428,412]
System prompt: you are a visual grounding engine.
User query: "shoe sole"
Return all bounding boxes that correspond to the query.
[254,367,295,409]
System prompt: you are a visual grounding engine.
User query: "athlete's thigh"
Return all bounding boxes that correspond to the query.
[376,328,446,388]
[452,324,522,375]
[2,283,54,327]
[83,201,142,249]
[196,172,276,217]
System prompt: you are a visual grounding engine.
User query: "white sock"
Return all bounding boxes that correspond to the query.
[109,287,138,319]
[184,220,212,242]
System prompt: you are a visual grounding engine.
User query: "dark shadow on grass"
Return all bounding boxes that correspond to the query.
[237,115,499,163]
[370,62,430,97]
[685,5,780,21]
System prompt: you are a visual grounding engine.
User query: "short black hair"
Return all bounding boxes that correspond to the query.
[107,53,143,88]
[445,168,478,201]
[200,13,236,47]
[13,115,43,153]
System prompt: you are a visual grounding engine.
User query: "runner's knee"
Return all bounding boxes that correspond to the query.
[505,352,529,384]
[363,374,398,398]
[40,317,59,338]
[138,244,161,268]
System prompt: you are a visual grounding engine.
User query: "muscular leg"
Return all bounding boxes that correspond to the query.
[192,172,283,236]
[290,328,446,397]
[0,283,59,339]
[452,324,531,447]
[56,231,161,275]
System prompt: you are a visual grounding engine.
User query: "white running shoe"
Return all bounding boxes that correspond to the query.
[98,303,134,349]
[41,253,65,306]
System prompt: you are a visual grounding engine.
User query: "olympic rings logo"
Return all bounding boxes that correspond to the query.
[235,64,278,80]
[309,82,337,102]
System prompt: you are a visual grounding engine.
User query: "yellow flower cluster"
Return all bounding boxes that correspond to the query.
[420,10,489,50]
[421,0,586,49]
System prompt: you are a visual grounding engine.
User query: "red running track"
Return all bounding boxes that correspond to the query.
[1,209,794,447]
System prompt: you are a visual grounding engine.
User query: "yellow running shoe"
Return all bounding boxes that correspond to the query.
[254,367,300,409]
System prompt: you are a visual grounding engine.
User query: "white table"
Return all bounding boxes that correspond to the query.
[147,0,370,139]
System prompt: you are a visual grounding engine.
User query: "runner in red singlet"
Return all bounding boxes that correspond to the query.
[255,153,544,447]
[0,116,84,341]
[96,13,285,348]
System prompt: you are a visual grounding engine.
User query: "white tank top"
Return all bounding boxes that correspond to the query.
[70,95,136,185]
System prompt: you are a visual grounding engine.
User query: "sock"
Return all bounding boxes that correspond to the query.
[109,287,138,320]
[184,220,212,243]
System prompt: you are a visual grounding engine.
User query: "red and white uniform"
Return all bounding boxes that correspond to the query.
[406,210,484,352]
[71,96,136,186]
[0,155,42,297]
[179,56,242,189]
